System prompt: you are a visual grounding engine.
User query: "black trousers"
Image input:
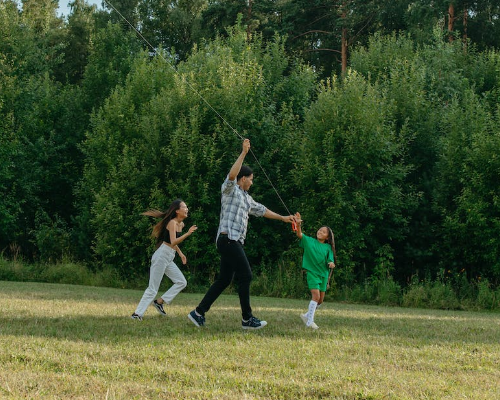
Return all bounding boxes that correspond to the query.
[197,234,253,320]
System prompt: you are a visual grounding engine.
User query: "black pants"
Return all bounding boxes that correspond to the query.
[196,234,253,320]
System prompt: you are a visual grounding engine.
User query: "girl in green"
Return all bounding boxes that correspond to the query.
[294,212,336,329]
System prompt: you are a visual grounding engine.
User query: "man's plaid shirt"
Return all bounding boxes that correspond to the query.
[216,176,267,244]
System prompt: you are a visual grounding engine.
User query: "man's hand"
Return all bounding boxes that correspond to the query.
[242,138,251,155]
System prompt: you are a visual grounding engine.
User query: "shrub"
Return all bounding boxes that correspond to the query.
[375,277,402,306]
[402,283,429,309]
[476,278,498,310]
[428,282,461,309]
[252,260,308,299]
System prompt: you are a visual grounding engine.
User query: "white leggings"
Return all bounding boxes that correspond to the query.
[135,243,187,316]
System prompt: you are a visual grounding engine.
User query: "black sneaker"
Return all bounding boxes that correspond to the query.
[188,310,205,327]
[242,316,267,330]
[153,299,167,315]
[131,313,143,321]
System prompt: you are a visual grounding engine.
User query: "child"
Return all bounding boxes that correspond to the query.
[294,212,336,329]
[131,199,197,321]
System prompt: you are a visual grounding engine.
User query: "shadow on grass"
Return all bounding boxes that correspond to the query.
[2,281,499,346]
[2,305,500,346]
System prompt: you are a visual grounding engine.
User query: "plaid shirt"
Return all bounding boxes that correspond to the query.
[216,176,267,244]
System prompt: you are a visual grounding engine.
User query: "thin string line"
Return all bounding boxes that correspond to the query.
[101,0,293,215]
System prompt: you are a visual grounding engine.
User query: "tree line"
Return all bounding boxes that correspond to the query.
[1,0,500,291]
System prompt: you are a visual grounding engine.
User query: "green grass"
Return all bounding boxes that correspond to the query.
[1,281,499,399]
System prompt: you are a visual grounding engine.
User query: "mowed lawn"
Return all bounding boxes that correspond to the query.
[0,281,499,399]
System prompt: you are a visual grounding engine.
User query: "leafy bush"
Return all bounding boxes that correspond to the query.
[252,249,309,299]
[39,261,94,285]
[476,278,499,310]
[402,283,429,309]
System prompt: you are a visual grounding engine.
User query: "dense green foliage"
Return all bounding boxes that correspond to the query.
[1,0,500,295]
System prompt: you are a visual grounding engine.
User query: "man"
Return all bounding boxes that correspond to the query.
[188,139,295,329]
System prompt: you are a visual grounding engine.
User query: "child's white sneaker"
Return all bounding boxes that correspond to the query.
[308,322,319,329]
[300,313,308,325]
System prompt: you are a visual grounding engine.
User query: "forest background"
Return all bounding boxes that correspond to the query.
[1,0,500,310]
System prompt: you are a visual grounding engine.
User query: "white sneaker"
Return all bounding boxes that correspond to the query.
[307,322,319,329]
[300,313,308,326]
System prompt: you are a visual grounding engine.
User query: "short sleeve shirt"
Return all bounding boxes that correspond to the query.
[216,176,267,244]
[299,234,334,278]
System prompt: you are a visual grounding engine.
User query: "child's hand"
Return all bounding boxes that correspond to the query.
[294,212,302,225]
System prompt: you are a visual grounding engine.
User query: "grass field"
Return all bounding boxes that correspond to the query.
[1,281,499,399]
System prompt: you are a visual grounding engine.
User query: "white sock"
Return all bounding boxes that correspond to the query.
[307,300,318,326]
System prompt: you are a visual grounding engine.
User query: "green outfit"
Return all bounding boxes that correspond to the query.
[299,234,334,291]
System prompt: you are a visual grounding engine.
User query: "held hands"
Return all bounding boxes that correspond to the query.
[294,212,303,225]
[282,215,295,223]
[293,212,303,232]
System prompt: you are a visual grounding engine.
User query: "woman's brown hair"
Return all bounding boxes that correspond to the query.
[142,199,183,248]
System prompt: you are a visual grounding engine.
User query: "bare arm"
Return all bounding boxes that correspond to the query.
[264,209,295,223]
[327,263,335,289]
[167,220,197,247]
[174,245,187,265]
[228,139,251,181]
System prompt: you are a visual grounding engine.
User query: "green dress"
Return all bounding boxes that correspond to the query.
[300,234,334,290]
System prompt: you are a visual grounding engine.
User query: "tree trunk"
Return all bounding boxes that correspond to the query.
[341,4,347,75]
[463,5,468,52]
[448,3,455,42]
[341,26,348,74]
[246,0,252,41]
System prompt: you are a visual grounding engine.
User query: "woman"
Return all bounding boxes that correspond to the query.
[131,199,197,320]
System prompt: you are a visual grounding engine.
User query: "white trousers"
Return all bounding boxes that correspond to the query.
[135,243,187,316]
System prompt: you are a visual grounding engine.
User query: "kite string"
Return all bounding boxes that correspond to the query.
[102,0,293,216]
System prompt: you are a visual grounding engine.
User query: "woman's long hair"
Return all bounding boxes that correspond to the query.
[321,225,337,264]
[142,199,183,248]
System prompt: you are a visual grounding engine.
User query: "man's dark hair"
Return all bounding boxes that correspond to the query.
[237,165,253,181]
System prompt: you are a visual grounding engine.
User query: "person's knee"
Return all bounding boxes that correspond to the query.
[218,275,233,287]
[238,269,252,283]
[145,287,159,297]
[178,277,187,289]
